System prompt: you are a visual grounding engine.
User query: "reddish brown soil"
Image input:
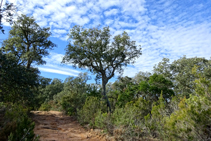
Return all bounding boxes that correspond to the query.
[31,111,110,141]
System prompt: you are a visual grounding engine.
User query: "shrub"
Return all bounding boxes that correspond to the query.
[78,96,106,127]
[165,95,211,140]
[110,101,148,140]
[95,111,113,134]
[0,103,39,141]
[39,102,51,111]
[144,93,168,139]
[93,97,152,140]
[61,92,86,116]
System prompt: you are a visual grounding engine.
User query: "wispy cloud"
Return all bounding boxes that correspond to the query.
[39,67,78,76]
[104,9,118,17]
[37,52,81,76]
[3,0,211,80]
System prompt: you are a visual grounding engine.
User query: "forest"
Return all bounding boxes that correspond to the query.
[0,14,211,141]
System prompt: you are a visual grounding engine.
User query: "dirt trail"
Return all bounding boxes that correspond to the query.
[31,111,108,141]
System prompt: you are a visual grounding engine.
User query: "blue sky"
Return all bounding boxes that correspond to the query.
[1,0,211,83]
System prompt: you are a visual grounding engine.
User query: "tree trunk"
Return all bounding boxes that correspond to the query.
[26,44,31,69]
[26,61,31,69]
[102,77,112,113]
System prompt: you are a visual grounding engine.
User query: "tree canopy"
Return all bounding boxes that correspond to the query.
[154,56,211,97]
[2,14,56,68]
[62,25,142,112]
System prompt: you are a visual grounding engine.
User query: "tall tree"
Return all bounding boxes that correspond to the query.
[2,14,56,68]
[154,56,211,97]
[62,25,142,112]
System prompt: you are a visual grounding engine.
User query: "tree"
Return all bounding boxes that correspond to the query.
[0,51,39,104]
[154,56,211,98]
[58,73,90,115]
[2,14,56,68]
[147,73,174,101]
[37,76,52,88]
[133,71,151,84]
[62,25,142,112]
[41,78,64,101]
[0,1,15,34]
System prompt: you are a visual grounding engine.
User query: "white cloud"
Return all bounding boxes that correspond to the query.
[53,29,67,34]
[39,52,81,76]
[123,67,140,77]
[39,67,78,76]
[65,5,77,14]
[104,9,119,17]
[60,35,69,41]
[43,52,65,66]
[2,0,211,80]
[98,0,120,9]
[70,15,90,25]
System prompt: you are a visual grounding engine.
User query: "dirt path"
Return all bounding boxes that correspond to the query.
[31,111,108,141]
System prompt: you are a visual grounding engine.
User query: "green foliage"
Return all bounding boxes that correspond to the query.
[62,25,142,113]
[94,111,109,129]
[133,71,151,84]
[94,111,113,134]
[86,83,102,98]
[63,26,141,77]
[165,95,211,140]
[78,96,106,126]
[144,93,168,139]
[31,76,52,110]
[192,65,211,99]
[2,14,56,69]
[148,73,174,101]
[56,73,90,115]
[163,68,211,140]
[0,51,39,105]
[116,84,138,107]
[61,93,82,116]
[94,97,152,140]
[0,103,39,141]
[154,56,211,98]
[39,102,51,111]
[38,78,63,104]
[138,73,174,102]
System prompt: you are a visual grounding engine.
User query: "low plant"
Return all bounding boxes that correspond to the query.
[0,103,39,141]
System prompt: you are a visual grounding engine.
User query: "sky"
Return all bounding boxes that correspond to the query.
[1,0,211,83]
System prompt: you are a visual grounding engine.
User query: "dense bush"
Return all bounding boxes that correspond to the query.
[144,93,168,139]
[94,97,152,140]
[39,102,51,111]
[0,103,39,141]
[78,96,106,126]
[61,91,87,116]
[164,95,211,140]
[0,52,40,106]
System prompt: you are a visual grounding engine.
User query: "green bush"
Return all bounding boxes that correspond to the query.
[93,97,152,140]
[39,102,51,111]
[0,103,39,141]
[144,93,168,139]
[78,96,106,127]
[60,92,86,116]
[95,111,113,134]
[110,98,151,140]
[165,95,211,140]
